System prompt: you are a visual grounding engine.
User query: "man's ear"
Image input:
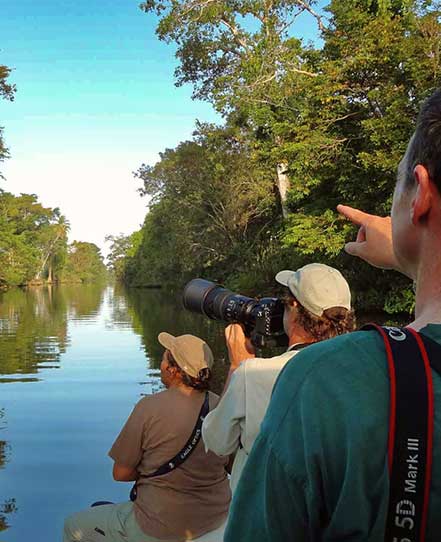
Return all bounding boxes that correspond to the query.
[412,165,433,225]
[284,299,298,314]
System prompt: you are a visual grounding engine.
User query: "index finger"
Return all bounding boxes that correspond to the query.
[337,204,370,226]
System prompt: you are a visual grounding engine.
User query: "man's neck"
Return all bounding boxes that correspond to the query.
[411,239,441,331]
[411,287,441,331]
[287,326,315,348]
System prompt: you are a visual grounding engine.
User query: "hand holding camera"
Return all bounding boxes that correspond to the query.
[224,324,256,370]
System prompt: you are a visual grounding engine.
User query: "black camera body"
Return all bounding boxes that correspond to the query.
[182,278,288,348]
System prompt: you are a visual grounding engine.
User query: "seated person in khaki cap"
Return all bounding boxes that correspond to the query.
[202,263,355,493]
[63,333,231,542]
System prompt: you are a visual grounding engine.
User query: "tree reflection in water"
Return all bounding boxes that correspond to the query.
[0,283,106,377]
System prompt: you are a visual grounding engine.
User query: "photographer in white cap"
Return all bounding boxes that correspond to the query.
[202,263,355,493]
[64,333,230,542]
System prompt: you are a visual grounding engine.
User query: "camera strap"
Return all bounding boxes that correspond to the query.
[130,391,209,501]
[364,324,440,542]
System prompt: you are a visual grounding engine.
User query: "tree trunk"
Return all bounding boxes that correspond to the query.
[34,229,64,281]
[276,162,290,219]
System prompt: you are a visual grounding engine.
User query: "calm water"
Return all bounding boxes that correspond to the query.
[0,283,231,542]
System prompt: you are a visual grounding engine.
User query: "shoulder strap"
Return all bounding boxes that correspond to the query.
[363,324,434,542]
[130,391,210,501]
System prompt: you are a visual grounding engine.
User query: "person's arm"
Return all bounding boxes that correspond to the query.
[108,401,145,482]
[202,364,246,457]
[112,463,138,482]
[223,323,255,396]
[337,204,413,279]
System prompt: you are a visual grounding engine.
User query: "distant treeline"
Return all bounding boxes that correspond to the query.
[0,191,106,289]
[107,0,441,313]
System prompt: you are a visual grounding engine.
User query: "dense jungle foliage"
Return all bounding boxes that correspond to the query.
[108,0,441,313]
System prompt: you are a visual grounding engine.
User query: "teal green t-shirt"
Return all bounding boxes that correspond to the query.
[224,325,441,542]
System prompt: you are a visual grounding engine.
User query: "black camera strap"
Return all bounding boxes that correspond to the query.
[130,391,209,501]
[364,324,439,542]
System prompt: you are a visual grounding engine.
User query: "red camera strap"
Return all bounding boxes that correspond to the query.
[365,324,435,542]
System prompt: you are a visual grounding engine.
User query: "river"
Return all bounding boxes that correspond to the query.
[0,283,231,542]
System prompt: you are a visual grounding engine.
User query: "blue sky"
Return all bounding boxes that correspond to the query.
[0,0,324,255]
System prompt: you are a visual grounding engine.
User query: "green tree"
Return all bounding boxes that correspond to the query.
[0,192,68,288]
[140,0,325,217]
[106,232,142,282]
[138,0,441,312]
[62,241,107,283]
[128,123,278,288]
[34,215,70,283]
[279,0,441,310]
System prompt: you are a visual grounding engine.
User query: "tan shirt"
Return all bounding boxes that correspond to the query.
[202,350,297,492]
[109,387,231,540]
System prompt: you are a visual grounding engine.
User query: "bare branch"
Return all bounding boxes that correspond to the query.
[241,64,317,94]
[220,18,250,50]
[296,0,327,33]
[244,72,278,88]
[323,112,359,128]
[290,66,318,77]
[284,60,319,77]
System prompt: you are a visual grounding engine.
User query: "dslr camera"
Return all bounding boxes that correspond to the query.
[182,278,288,348]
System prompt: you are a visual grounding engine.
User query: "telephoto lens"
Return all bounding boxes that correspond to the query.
[182,278,287,348]
[182,278,256,325]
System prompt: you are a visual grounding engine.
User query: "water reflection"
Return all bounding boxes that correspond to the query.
[107,283,134,329]
[65,282,106,321]
[0,283,106,379]
[0,409,16,532]
[0,281,232,394]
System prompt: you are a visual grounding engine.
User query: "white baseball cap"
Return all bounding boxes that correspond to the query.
[275,263,351,317]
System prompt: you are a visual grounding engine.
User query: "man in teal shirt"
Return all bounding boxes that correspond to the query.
[224,90,441,541]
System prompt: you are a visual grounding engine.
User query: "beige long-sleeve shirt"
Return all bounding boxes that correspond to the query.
[201,350,297,492]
